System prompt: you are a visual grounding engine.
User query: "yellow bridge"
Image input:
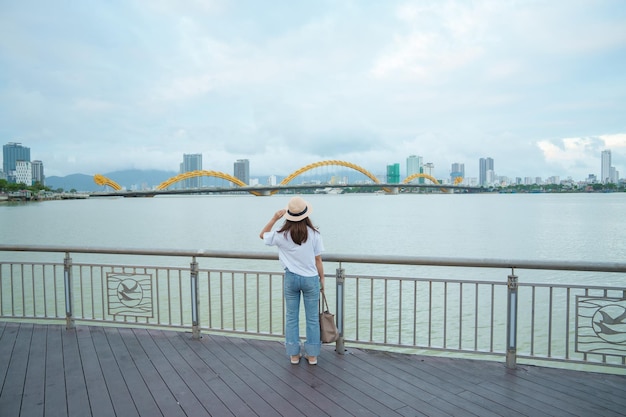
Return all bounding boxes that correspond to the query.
[94,160,463,195]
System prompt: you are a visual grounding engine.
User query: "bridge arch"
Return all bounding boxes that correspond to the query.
[402,173,462,192]
[402,173,441,185]
[94,174,122,191]
[156,170,262,196]
[403,173,463,185]
[278,160,390,193]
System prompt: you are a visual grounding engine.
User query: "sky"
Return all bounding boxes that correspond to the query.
[1,0,625,181]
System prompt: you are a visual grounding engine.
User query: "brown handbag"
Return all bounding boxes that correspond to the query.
[319,292,339,343]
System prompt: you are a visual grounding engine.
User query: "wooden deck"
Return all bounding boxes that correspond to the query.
[0,322,624,417]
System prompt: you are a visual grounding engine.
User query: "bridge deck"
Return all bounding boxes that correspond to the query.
[0,322,624,417]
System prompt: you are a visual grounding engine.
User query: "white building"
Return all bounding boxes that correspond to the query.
[601,150,611,183]
[423,162,434,177]
[15,160,32,185]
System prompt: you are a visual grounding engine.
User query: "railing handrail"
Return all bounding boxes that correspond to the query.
[1,244,625,273]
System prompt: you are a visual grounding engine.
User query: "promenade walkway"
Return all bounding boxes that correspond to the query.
[0,322,624,417]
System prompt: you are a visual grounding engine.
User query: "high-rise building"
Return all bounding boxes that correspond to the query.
[479,157,494,186]
[406,155,424,183]
[450,163,464,183]
[3,142,31,183]
[181,153,202,189]
[386,163,400,184]
[234,159,250,185]
[601,150,612,183]
[423,162,434,177]
[406,155,423,176]
[32,160,45,185]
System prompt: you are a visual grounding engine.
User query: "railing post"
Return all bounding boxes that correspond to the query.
[506,271,518,369]
[190,257,200,339]
[335,266,346,354]
[64,252,74,330]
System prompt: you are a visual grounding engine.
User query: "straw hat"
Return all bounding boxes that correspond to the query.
[284,197,312,221]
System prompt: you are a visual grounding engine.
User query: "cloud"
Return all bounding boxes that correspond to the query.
[372,1,498,80]
[72,98,115,112]
[1,0,625,182]
[601,133,626,148]
[536,134,626,178]
[537,137,604,162]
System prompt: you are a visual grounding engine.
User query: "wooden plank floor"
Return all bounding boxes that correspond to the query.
[0,322,625,417]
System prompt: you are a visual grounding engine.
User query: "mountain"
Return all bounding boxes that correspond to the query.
[45,173,97,192]
[46,169,178,192]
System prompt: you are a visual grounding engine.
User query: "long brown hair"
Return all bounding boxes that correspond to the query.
[278,217,317,245]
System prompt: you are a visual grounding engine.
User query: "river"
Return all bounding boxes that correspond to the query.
[1,192,625,283]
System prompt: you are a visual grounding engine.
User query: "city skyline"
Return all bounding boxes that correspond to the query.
[3,136,624,182]
[1,1,625,180]
[2,140,622,187]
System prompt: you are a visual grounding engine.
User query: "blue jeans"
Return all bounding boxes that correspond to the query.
[284,269,321,357]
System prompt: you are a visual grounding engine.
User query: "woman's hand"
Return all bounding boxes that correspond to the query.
[260,209,286,239]
[316,255,324,291]
[274,209,286,220]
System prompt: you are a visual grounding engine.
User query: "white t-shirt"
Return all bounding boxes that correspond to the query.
[263,226,324,277]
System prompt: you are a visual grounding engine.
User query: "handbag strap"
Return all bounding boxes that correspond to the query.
[320,291,330,313]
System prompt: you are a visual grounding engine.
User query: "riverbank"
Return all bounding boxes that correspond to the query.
[1,191,89,202]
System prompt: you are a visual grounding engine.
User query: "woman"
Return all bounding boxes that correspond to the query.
[260,196,325,365]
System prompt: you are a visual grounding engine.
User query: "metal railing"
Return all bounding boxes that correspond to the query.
[1,244,625,373]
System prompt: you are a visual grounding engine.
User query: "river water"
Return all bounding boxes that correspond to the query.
[1,192,625,261]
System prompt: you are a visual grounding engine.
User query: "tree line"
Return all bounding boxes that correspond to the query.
[0,180,75,194]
